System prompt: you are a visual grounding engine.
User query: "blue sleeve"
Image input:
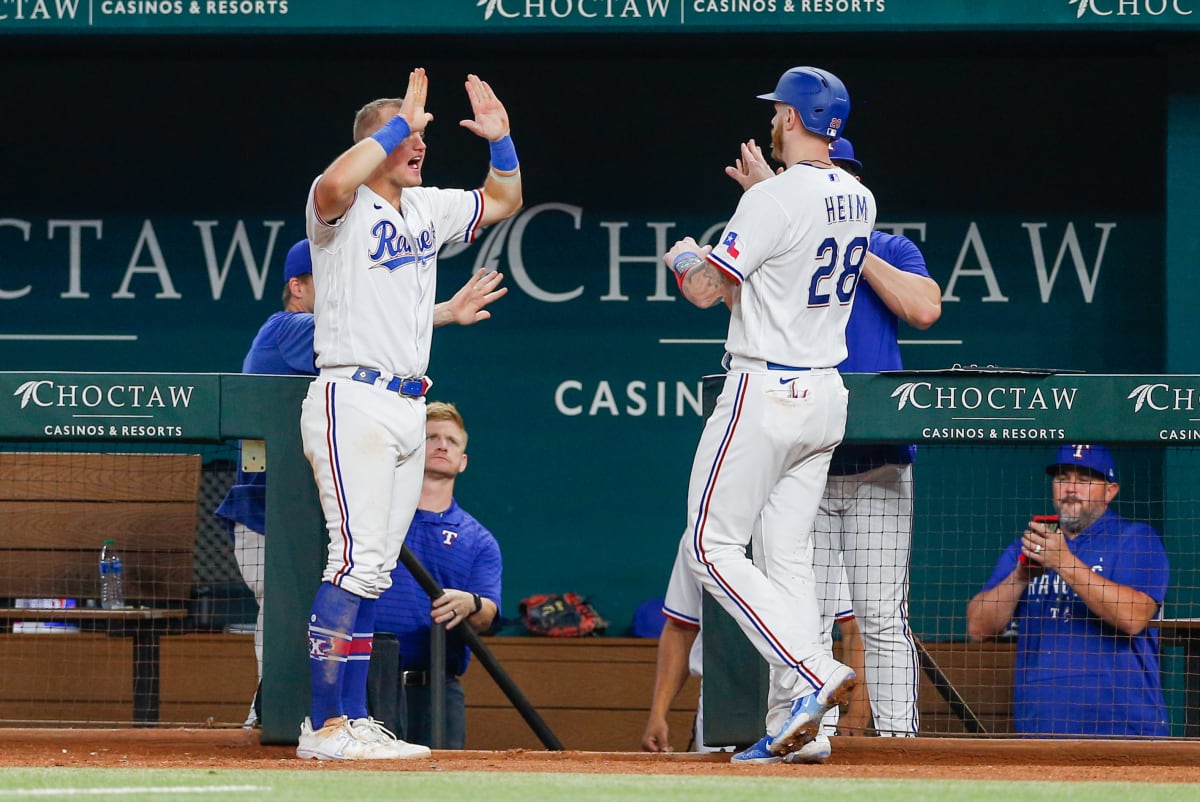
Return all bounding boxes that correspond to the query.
[276,313,317,375]
[870,232,930,279]
[470,529,503,613]
[1111,523,1170,605]
[980,539,1024,594]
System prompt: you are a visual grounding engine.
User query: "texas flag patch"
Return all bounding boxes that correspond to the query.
[722,231,741,259]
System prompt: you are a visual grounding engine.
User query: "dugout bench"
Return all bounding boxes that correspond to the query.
[0,451,200,723]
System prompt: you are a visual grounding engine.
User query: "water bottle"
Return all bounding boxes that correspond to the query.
[99,539,125,610]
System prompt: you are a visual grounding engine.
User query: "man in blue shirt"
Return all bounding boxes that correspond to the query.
[372,401,502,748]
[216,238,317,727]
[813,137,942,740]
[967,444,1170,737]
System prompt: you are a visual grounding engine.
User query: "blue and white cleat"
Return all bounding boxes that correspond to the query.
[730,735,784,765]
[782,733,832,764]
[768,664,857,758]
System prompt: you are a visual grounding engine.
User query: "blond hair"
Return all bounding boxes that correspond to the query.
[426,401,467,448]
[353,98,404,143]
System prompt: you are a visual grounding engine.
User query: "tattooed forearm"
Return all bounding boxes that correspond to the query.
[685,263,731,308]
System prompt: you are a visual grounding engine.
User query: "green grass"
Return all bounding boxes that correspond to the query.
[2,769,1198,802]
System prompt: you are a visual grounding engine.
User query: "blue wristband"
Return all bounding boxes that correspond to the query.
[370,116,412,155]
[672,252,704,277]
[489,134,519,172]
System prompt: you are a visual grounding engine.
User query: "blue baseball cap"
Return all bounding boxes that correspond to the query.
[1046,444,1117,483]
[630,597,667,639]
[828,137,862,172]
[283,239,312,284]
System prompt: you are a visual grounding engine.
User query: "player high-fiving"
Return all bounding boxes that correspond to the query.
[296,69,523,762]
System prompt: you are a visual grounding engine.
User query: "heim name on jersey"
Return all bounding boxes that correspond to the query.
[824,192,871,225]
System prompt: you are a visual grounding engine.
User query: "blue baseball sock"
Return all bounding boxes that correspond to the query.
[342,597,377,720]
[307,582,361,727]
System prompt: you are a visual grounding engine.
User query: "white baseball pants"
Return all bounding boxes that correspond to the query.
[299,375,426,599]
[682,369,849,718]
[815,463,919,736]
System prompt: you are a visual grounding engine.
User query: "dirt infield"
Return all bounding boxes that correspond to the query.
[2,728,1200,783]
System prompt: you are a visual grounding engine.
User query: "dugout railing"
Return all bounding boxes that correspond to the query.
[2,371,1199,744]
[702,369,1200,743]
[0,372,317,740]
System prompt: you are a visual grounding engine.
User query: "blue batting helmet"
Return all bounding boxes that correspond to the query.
[757,67,850,140]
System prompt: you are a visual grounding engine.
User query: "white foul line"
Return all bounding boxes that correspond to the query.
[8,785,269,797]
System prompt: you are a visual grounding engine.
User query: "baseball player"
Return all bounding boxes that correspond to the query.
[297,68,522,761]
[216,239,506,732]
[967,445,1170,736]
[723,136,941,741]
[816,137,940,737]
[662,66,873,764]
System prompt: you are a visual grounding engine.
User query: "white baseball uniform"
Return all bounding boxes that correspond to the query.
[682,162,875,726]
[300,179,485,598]
[816,464,917,735]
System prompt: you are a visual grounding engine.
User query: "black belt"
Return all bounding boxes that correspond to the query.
[400,670,459,687]
[351,368,429,398]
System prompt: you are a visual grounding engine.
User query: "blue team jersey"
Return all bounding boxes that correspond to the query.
[374,500,502,677]
[215,310,317,533]
[829,231,930,475]
[241,310,318,376]
[981,510,1170,737]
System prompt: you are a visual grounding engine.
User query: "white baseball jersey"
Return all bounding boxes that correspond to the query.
[679,162,875,741]
[305,179,485,377]
[707,164,875,369]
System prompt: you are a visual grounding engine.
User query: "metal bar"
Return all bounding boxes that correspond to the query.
[429,611,446,748]
[398,545,563,750]
[913,636,987,735]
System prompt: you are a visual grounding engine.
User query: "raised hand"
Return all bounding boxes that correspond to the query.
[399,67,434,134]
[460,74,511,142]
[434,269,509,327]
[725,138,778,191]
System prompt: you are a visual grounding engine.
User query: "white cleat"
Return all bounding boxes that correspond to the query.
[782,733,832,764]
[349,717,431,759]
[296,716,429,760]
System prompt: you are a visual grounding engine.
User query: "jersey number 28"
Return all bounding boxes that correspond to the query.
[808,236,868,307]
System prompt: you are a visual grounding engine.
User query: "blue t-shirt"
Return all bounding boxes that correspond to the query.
[374,500,502,677]
[980,509,1170,737]
[214,310,317,533]
[241,310,318,376]
[829,231,930,475]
